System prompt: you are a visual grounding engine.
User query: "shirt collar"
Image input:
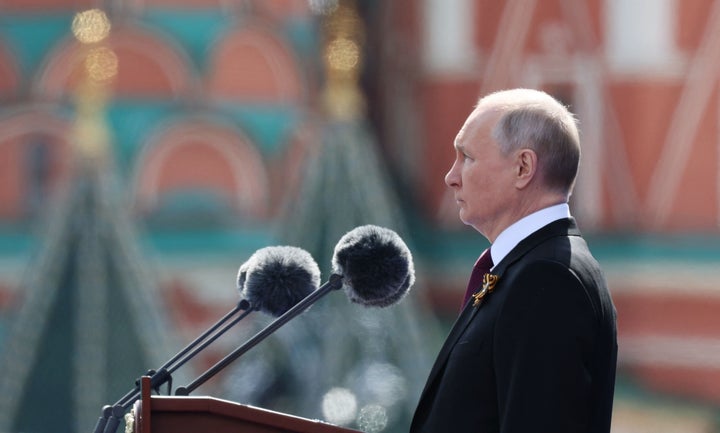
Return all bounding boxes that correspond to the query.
[490,203,571,267]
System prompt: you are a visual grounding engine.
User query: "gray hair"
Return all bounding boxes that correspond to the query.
[479,89,581,195]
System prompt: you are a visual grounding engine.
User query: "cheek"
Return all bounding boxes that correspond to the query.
[463,165,485,190]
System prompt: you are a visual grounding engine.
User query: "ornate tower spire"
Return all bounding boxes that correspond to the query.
[0,9,177,433]
[232,3,438,432]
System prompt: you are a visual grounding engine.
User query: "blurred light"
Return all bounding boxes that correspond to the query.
[222,356,277,403]
[321,387,357,425]
[309,0,339,15]
[357,404,388,433]
[72,9,111,44]
[85,46,118,83]
[362,363,407,406]
[325,37,360,72]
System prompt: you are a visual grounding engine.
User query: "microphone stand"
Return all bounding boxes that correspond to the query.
[92,299,254,433]
[175,274,344,395]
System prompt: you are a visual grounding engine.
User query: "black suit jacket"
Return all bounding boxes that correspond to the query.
[411,218,617,433]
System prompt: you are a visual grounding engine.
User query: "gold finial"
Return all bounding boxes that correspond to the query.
[320,0,366,120]
[71,8,117,166]
[84,46,118,84]
[72,8,111,44]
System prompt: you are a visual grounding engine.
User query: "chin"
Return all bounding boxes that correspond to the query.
[457,209,471,224]
[458,216,475,228]
[459,215,481,233]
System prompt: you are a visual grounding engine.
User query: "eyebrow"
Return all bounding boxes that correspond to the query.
[454,127,467,151]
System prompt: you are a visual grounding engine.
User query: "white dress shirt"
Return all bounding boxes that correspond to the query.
[489,203,571,269]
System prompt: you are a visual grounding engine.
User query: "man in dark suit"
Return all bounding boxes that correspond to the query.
[411,89,617,433]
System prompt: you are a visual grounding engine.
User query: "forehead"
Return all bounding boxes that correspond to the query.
[456,105,502,146]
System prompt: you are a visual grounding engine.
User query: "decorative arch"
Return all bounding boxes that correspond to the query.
[206,21,305,103]
[133,117,269,222]
[36,22,196,99]
[0,106,74,220]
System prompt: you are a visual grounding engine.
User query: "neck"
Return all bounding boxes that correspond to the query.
[479,192,568,243]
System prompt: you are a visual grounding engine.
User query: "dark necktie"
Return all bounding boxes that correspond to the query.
[461,248,493,310]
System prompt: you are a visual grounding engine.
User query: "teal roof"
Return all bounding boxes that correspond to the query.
[0,13,73,78]
[141,9,234,72]
[216,103,301,156]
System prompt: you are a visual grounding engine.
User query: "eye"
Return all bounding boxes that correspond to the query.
[454,145,473,162]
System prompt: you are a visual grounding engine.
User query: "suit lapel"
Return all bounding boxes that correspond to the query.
[415,218,580,409]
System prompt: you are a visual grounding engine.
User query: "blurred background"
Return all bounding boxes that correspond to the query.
[0,0,719,432]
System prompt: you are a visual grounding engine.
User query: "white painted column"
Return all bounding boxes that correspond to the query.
[421,0,477,74]
[606,0,682,75]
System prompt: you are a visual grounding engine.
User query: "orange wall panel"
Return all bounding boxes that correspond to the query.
[662,87,719,230]
[113,47,178,96]
[472,0,506,50]
[0,43,19,97]
[207,27,303,103]
[0,139,25,219]
[418,79,480,216]
[150,143,237,193]
[676,0,715,51]
[615,291,720,339]
[607,82,681,204]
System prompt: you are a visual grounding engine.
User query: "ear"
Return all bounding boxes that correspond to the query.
[514,148,537,189]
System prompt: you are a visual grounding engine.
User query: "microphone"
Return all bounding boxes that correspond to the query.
[238,245,320,317]
[175,225,414,395]
[93,246,319,433]
[333,224,415,307]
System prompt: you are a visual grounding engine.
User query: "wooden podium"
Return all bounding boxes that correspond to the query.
[131,377,363,433]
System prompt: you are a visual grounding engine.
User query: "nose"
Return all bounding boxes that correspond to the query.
[445,160,460,188]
